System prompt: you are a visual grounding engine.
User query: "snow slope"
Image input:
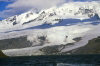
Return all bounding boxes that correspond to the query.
[0,1,100,56]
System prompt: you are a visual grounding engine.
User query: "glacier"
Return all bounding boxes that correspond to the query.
[0,1,100,56]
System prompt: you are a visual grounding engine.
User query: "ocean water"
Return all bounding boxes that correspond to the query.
[0,55,100,66]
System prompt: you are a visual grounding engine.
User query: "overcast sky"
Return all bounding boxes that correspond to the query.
[0,0,98,20]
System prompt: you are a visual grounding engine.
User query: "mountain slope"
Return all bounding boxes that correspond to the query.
[65,36,100,54]
[0,1,100,56]
[0,1,100,30]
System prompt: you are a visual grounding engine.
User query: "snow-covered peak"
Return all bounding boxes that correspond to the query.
[42,1,100,19]
[0,1,100,29]
[2,11,38,24]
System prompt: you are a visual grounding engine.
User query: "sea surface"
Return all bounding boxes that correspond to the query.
[0,55,100,66]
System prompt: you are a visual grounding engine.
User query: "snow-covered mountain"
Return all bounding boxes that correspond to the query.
[0,1,100,56]
[0,1,100,30]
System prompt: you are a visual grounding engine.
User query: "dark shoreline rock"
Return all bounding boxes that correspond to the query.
[0,50,7,58]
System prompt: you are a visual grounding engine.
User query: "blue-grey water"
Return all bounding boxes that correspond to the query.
[0,55,100,66]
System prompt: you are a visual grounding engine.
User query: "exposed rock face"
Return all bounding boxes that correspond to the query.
[73,37,82,42]
[40,45,64,55]
[0,36,32,50]
[64,36,100,54]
